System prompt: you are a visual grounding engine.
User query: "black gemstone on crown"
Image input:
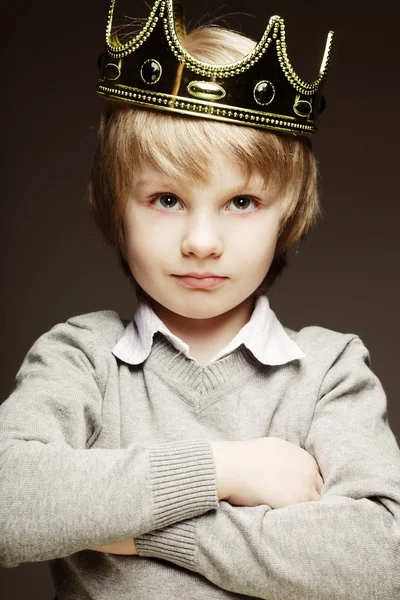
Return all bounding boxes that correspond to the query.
[253,81,275,106]
[141,59,162,85]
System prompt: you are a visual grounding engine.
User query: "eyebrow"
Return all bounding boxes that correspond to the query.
[134,177,268,193]
[135,179,165,187]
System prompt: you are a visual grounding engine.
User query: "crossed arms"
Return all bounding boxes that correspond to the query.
[0,322,399,599]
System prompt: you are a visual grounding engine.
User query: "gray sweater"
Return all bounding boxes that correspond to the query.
[0,310,399,599]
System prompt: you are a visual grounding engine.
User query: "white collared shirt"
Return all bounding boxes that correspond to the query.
[112,294,305,366]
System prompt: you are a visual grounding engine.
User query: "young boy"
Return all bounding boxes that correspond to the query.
[1,1,399,599]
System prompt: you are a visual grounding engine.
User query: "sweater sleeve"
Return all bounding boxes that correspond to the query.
[135,336,400,599]
[0,318,218,568]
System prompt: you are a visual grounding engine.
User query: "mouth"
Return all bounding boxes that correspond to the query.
[172,275,227,289]
[174,273,226,279]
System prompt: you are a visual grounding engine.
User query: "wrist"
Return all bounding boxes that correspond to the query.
[210,440,235,500]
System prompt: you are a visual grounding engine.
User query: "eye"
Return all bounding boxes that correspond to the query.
[151,193,181,210]
[229,196,259,212]
[150,193,260,212]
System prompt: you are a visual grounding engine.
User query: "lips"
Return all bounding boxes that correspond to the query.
[177,272,225,279]
[172,275,227,289]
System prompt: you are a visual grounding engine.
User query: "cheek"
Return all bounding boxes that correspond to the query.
[245,232,279,274]
[247,249,276,274]
[123,209,155,251]
[234,219,279,254]
[124,218,174,270]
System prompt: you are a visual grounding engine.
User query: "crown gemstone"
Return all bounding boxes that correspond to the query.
[140,59,162,85]
[254,81,275,106]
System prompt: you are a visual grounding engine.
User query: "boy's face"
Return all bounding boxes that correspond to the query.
[123,150,283,326]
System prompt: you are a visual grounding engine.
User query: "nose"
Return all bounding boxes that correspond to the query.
[181,212,223,258]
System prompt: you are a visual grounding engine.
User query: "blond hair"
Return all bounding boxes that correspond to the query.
[88,24,321,297]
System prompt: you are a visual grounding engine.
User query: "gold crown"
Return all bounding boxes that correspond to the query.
[97,0,334,136]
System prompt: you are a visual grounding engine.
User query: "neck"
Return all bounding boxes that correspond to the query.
[146,295,256,363]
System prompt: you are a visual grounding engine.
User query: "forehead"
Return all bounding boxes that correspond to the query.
[134,154,269,192]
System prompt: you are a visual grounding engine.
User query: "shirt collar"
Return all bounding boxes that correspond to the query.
[112,294,305,367]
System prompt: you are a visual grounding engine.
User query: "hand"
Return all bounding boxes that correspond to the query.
[90,538,138,555]
[210,437,324,509]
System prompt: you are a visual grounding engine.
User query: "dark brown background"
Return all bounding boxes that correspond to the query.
[1,0,399,597]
